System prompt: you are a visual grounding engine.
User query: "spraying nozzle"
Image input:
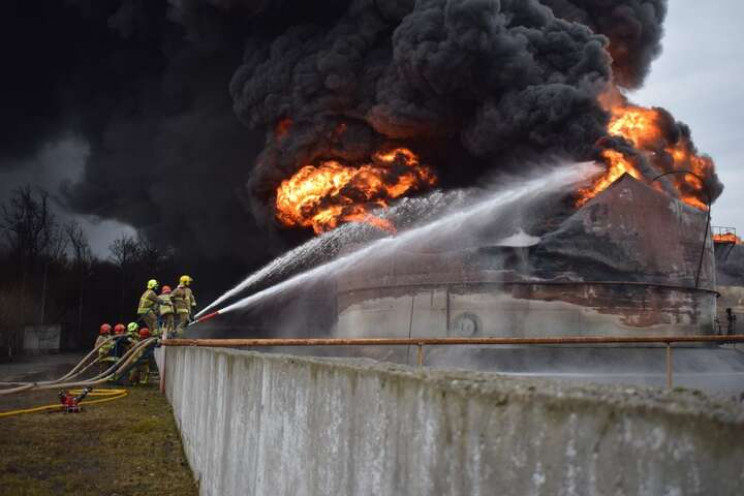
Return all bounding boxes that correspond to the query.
[189,310,221,327]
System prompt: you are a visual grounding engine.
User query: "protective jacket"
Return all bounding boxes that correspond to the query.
[172,285,196,315]
[137,289,160,315]
[159,293,175,316]
[98,338,117,363]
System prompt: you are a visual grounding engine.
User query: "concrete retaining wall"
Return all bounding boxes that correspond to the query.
[165,347,744,496]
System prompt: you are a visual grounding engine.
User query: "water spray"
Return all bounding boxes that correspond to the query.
[192,162,599,326]
[196,190,463,319]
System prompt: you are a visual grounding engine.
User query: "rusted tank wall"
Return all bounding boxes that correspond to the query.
[337,283,716,338]
[534,174,715,290]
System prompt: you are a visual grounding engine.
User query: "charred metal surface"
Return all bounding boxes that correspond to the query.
[532,175,714,289]
[336,176,716,337]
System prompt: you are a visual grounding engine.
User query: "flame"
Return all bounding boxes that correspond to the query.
[577,98,714,210]
[607,106,662,148]
[713,232,742,245]
[576,149,643,207]
[275,147,436,234]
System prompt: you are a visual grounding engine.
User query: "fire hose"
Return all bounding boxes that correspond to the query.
[0,335,119,387]
[0,388,129,419]
[0,338,158,395]
[189,310,220,327]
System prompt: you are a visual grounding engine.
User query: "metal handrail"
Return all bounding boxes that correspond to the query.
[162,335,744,389]
[163,335,744,348]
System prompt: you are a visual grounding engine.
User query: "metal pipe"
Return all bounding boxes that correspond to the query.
[163,335,744,348]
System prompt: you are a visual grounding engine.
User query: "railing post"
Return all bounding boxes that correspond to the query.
[416,343,424,367]
[666,343,673,390]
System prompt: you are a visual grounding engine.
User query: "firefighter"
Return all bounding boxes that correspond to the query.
[126,321,139,339]
[128,328,152,386]
[98,323,125,372]
[159,285,176,338]
[95,323,112,349]
[172,275,196,335]
[137,279,162,334]
[113,323,126,336]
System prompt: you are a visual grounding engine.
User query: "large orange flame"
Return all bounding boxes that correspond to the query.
[576,149,643,207]
[578,97,714,210]
[713,232,742,245]
[275,147,436,234]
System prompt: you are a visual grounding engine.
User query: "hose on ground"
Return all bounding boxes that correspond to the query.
[0,388,129,419]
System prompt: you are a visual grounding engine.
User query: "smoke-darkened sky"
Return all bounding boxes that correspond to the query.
[0,0,740,265]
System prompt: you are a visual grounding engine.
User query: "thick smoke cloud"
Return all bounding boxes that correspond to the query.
[231,0,613,220]
[4,0,705,279]
[1,0,280,287]
[542,0,667,89]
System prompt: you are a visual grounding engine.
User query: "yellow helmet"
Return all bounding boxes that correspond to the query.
[147,279,159,289]
[179,275,193,286]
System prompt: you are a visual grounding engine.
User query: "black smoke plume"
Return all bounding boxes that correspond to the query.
[1,1,276,290]
[231,0,614,222]
[5,0,722,281]
[542,0,668,89]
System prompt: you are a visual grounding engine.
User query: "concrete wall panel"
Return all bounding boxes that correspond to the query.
[165,347,744,496]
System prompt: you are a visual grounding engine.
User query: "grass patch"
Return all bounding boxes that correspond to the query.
[0,386,197,495]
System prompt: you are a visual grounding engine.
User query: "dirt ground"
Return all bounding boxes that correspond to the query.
[0,356,197,495]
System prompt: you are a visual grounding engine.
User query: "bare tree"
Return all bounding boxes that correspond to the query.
[66,222,93,270]
[0,288,25,360]
[136,235,171,275]
[65,222,94,331]
[109,234,140,320]
[0,186,58,269]
[109,235,139,269]
[0,186,66,327]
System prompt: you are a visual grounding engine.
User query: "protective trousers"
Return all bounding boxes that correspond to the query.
[162,314,175,338]
[176,312,190,335]
[140,311,158,335]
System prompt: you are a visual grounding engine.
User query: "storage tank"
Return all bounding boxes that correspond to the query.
[335,174,716,338]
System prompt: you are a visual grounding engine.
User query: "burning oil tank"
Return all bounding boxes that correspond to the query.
[335,174,716,339]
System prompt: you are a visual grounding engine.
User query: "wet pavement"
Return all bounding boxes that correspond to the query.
[0,352,86,383]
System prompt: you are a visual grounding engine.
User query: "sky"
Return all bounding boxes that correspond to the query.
[633,0,744,231]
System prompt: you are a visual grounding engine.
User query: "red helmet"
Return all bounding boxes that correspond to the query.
[162,285,172,294]
[139,328,151,339]
[99,323,112,335]
[113,323,126,335]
